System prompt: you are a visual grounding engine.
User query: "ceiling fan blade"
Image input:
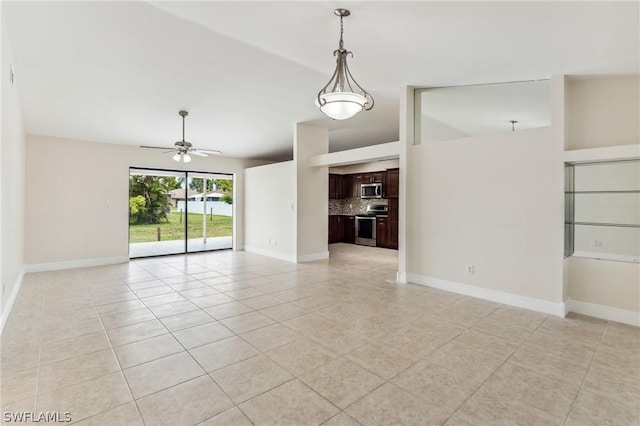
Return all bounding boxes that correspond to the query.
[189,150,209,157]
[196,149,222,155]
[140,145,174,150]
[162,150,177,155]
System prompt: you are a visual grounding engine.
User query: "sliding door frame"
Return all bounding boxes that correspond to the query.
[128,166,234,259]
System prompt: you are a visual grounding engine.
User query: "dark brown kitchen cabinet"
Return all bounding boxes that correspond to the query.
[356,172,384,184]
[328,215,344,243]
[329,174,338,199]
[341,175,351,198]
[376,216,389,248]
[387,198,398,249]
[329,215,355,244]
[369,172,384,183]
[329,174,350,199]
[387,168,399,198]
[351,175,363,198]
[343,215,355,244]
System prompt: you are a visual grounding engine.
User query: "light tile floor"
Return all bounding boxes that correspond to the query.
[2,243,638,425]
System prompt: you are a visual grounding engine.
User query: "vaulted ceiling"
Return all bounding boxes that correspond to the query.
[3,1,638,160]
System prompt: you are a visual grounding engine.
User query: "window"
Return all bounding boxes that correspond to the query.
[565,159,640,263]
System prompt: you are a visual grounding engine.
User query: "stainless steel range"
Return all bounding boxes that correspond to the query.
[355,204,388,246]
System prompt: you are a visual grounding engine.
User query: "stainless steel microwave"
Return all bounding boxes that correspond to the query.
[361,182,382,199]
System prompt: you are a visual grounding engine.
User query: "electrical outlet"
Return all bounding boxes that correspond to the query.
[466,264,475,275]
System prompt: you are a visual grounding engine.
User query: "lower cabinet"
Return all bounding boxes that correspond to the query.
[329,215,356,244]
[328,215,343,243]
[344,216,355,244]
[376,217,389,248]
[330,214,395,249]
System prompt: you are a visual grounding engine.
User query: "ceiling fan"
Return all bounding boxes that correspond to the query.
[140,110,221,163]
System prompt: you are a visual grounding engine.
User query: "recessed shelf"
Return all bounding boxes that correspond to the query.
[565,190,640,194]
[565,221,640,229]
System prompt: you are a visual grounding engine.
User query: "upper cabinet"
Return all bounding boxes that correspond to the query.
[329,174,351,199]
[386,168,399,198]
[330,171,389,199]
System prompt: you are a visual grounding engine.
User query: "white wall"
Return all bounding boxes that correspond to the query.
[25,134,264,268]
[244,161,296,262]
[419,114,468,143]
[567,257,639,313]
[566,75,639,150]
[294,123,328,262]
[564,75,640,322]
[1,13,26,329]
[405,126,565,312]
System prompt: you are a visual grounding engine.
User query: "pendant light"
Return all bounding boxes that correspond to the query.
[316,9,374,120]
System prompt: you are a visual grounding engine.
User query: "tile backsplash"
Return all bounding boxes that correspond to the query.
[329,198,388,215]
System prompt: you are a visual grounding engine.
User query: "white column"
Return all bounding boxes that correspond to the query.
[294,123,329,262]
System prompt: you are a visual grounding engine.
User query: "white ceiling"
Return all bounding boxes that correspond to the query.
[3,1,638,161]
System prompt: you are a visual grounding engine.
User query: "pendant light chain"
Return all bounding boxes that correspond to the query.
[339,15,344,51]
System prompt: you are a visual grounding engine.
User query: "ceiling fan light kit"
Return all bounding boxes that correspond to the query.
[316,8,374,120]
[140,110,221,162]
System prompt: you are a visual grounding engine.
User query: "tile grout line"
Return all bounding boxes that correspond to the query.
[133,256,362,424]
[32,274,48,417]
[123,267,244,424]
[562,319,610,425]
[87,277,149,426]
[437,314,549,425]
[334,313,473,420]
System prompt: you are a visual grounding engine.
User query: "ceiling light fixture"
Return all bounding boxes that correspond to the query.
[140,111,222,161]
[316,8,374,120]
[510,120,518,131]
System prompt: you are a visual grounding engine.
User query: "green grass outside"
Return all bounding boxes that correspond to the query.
[129,211,232,244]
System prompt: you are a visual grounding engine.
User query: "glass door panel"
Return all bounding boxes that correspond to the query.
[186,172,233,253]
[129,168,187,258]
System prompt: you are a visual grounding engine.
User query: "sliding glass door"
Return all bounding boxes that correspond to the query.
[186,172,233,253]
[128,168,233,258]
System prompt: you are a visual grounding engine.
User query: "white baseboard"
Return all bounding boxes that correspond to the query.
[297,251,329,263]
[24,256,129,273]
[566,298,640,327]
[1,267,25,335]
[407,273,566,317]
[396,271,408,284]
[244,246,297,263]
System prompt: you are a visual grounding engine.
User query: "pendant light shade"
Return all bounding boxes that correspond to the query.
[316,9,374,120]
